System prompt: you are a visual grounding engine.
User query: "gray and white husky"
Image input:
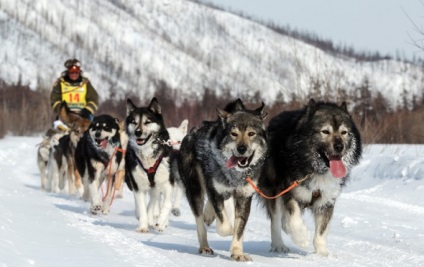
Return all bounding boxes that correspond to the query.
[37,129,64,191]
[173,99,268,262]
[124,98,173,233]
[259,99,362,256]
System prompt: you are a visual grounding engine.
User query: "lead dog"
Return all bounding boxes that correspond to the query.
[173,99,268,261]
[259,99,362,256]
[124,98,173,232]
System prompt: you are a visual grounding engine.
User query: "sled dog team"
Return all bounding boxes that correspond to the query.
[37,97,362,262]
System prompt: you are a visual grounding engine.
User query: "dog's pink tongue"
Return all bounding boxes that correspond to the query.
[101,139,108,149]
[329,159,347,178]
[226,156,238,168]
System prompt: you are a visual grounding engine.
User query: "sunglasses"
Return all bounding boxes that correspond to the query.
[68,71,80,75]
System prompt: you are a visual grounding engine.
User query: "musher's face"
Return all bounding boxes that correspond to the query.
[68,67,80,81]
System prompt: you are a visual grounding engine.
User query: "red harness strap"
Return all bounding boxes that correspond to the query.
[245,177,299,200]
[245,173,313,200]
[102,147,126,205]
[136,153,164,187]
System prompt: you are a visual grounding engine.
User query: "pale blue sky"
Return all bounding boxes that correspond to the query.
[201,0,424,60]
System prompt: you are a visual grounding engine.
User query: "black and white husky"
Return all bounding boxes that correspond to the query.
[259,99,362,256]
[173,99,268,262]
[124,98,173,233]
[75,114,126,215]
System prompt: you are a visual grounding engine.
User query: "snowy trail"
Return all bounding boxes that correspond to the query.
[1,136,424,267]
[342,193,424,215]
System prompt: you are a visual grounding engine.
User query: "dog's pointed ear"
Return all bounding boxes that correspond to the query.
[307,98,316,108]
[234,98,245,111]
[179,119,189,135]
[126,99,136,116]
[217,108,231,120]
[255,102,268,120]
[148,97,161,114]
[224,99,245,113]
[340,101,348,112]
[305,98,317,118]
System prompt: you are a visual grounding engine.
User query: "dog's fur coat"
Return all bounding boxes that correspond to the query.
[75,114,126,215]
[124,98,173,232]
[45,102,91,195]
[173,99,268,261]
[259,99,362,256]
[166,119,188,217]
[37,129,64,191]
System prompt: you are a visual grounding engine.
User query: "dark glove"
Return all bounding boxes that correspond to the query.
[80,108,93,121]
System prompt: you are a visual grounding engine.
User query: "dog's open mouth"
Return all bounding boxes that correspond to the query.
[327,155,347,178]
[226,152,254,169]
[95,138,109,149]
[136,134,151,146]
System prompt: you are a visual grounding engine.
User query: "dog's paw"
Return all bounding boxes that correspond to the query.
[155,223,168,232]
[315,248,329,257]
[270,243,290,253]
[290,227,310,249]
[82,193,90,202]
[52,187,60,193]
[90,204,102,215]
[136,227,149,233]
[198,247,214,255]
[58,178,65,190]
[231,253,252,262]
[216,220,233,237]
[204,213,215,226]
[101,208,110,215]
[171,208,181,217]
[314,239,329,256]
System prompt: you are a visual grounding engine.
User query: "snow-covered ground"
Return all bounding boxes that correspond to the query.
[1,136,424,267]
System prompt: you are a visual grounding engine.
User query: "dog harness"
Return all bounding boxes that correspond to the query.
[246,173,313,199]
[136,154,164,187]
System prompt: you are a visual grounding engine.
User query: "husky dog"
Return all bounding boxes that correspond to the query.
[75,114,125,215]
[37,129,64,190]
[113,120,128,199]
[258,99,362,256]
[167,119,188,150]
[167,119,188,216]
[174,99,268,262]
[46,102,91,195]
[125,98,173,232]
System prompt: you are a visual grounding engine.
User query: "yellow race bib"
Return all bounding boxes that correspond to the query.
[60,82,87,111]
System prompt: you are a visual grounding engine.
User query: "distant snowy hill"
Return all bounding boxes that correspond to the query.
[1,0,423,108]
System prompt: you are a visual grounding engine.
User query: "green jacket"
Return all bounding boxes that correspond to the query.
[50,72,99,115]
